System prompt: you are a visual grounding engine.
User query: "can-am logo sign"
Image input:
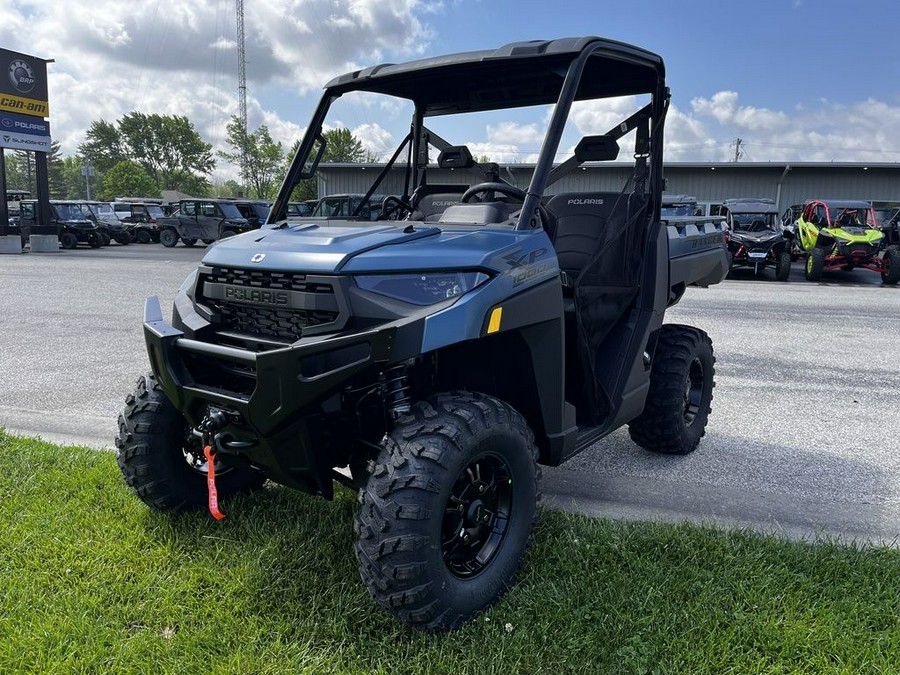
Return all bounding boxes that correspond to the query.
[8,59,35,93]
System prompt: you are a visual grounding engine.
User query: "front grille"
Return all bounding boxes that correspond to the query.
[219,304,336,342]
[200,266,343,342]
[207,267,334,294]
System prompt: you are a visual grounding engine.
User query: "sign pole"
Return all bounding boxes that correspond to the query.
[0,147,8,236]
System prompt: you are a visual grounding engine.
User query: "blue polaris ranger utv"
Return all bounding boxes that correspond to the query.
[116,36,728,629]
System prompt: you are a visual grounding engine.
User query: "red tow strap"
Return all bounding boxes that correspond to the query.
[203,444,226,520]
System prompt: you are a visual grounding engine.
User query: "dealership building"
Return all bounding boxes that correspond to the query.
[316,161,900,212]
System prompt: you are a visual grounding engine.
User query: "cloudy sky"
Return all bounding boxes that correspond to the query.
[2,0,899,183]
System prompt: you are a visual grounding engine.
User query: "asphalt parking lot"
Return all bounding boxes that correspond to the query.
[1,243,899,543]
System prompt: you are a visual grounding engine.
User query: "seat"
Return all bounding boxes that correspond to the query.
[408,185,469,221]
[544,192,623,293]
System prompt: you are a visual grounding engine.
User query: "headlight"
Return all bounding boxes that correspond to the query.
[355,272,489,306]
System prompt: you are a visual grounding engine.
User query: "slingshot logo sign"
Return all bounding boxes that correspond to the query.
[8,59,35,93]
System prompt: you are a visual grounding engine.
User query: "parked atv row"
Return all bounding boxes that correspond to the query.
[689,196,899,285]
[791,200,900,284]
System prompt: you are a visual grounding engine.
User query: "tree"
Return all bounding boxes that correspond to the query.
[275,129,373,203]
[117,112,215,192]
[3,151,32,192]
[322,128,376,163]
[47,141,66,199]
[78,120,126,174]
[219,116,284,199]
[101,160,158,200]
[211,179,243,198]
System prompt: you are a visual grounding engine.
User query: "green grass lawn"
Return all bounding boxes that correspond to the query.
[2,429,900,674]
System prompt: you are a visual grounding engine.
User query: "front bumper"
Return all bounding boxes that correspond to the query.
[143,296,402,495]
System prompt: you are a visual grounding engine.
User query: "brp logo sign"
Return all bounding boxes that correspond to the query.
[8,59,35,93]
[250,253,266,263]
[0,118,11,128]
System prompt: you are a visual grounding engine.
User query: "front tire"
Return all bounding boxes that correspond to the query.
[881,245,900,285]
[775,250,792,281]
[355,392,540,630]
[629,324,715,455]
[159,228,179,248]
[135,229,151,244]
[805,248,826,281]
[60,231,78,249]
[115,373,264,512]
[182,238,197,247]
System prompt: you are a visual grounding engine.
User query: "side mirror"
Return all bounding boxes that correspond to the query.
[574,134,620,162]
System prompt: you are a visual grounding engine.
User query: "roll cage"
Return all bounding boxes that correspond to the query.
[271,37,668,231]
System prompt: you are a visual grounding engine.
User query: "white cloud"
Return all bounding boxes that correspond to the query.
[352,123,395,159]
[0,0,436,180]
[486,122,542,146]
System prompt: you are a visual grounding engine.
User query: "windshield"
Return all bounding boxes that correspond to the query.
[219,202,244,219]
[94,203,115,219]
[53,203,86,220]
[287,202,312,217]
[146,205,165,219]
[249,203,270,219]
[732,212,776,231]
[830,207,876,229]
[661,204,700,217]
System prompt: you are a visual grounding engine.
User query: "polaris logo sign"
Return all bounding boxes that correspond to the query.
[203,282,294,308]
[0,111,49,136]
[224,286,290,306]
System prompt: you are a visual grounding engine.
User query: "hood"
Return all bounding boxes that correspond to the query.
[731,230,782,245]
[201,220,540,274]
[826,226,883,244]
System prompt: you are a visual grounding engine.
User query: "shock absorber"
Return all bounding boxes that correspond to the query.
[383,362,412,419]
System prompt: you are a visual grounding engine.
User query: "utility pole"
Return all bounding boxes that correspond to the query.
[81,163,94,200]
[732,137,743,162]
[236,0,248,196]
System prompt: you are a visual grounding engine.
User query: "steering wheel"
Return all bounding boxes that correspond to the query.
[461,182,550,230]
[461,182,526,204]
[380,195,413,220]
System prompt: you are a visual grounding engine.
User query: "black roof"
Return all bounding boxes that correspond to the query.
[723,198,777,214]
[324,37,664,116]
[810,199,872,209]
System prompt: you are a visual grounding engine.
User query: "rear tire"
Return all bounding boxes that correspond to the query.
[775,250,792,281]
[114,232,131,245]
[629,324,715,455]
[135,229,151,244]
[356,392,540,630]
[805,248,826,281]
[202,238,215,245]
[182,238,197,247]
[115,373,265,512]
[881,245,900,285]
[159,228,179,248]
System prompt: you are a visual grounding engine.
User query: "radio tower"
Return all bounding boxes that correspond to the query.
[236,0,248,194]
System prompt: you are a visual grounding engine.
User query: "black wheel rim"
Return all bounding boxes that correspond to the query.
[441,452,513,578]
[684,358,704,425]
[182,429,233,477]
